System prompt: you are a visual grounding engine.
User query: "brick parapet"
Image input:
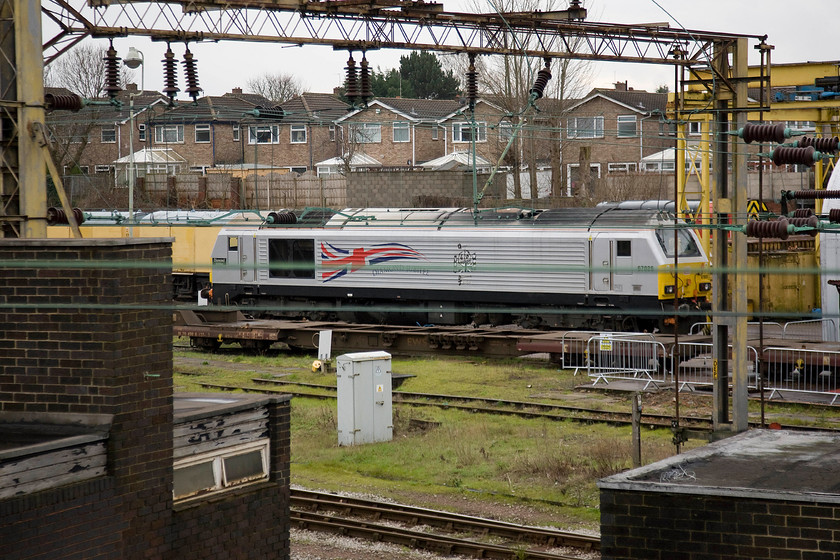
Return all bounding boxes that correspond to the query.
[600,488,840,560]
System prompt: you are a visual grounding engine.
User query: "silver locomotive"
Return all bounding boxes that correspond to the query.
[206,206,711,331]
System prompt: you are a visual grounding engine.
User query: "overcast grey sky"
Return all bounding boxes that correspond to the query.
[92,0,837,98]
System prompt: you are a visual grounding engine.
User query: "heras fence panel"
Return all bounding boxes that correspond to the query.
[763,346,840,404]
[560,331,656,374]
[782,319,838,341]
[584,335,668,390]
[671,342,759,392]
[688,321,784,338]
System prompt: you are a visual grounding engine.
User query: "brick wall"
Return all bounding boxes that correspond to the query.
[563,96,672,167]
[600,489,840,559]
[346,169,506,207]
[170,396,291,560]
[0,239,291,560]
[0,239,173,559]
[339,107,447,166]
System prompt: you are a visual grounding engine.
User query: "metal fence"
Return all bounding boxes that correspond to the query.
[671,342,759,392]
[688,321,784,338]
[782,319,838,341]
[558,331,840,404]
[764,346,840,404]
[561,331,656,373]
[581,334,668,390]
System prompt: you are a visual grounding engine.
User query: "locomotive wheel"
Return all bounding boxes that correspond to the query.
[240,340,272,355]
[192,337,221,352]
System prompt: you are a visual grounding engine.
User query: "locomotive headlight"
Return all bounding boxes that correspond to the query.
[699,282,712,292]
[664,285,675,294]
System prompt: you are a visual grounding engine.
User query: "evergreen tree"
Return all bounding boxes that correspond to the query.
[399,52,460,99]
[370,67,415,98]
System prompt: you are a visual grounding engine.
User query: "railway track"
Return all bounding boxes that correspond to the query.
[196,378,715,431]
[194,378,840,433]
[290,488,599,559]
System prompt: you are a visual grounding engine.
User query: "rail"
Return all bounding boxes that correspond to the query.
[291,488,600,552]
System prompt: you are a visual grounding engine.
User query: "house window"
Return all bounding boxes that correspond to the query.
[350,123,381,143]
[173,441,269,501]
[431,126,439,141]
[452,122,487,143]
[393,122,410,143]
[101,125,116,144]
[317,165,338,178]
[155,124,184,143]
[248,125,279,144]
[329,125,336,142]
[644,161,675,172]
[567,116,604,138]
[233,124,240,141]
[617,115,637,138]
[195,124,211,143]
[63,165,89,175]
[290,124,307,144]
[95,165,114,173]
[608,162,638,173]
[688,121,702,136]
[138,123,146,142]
[498,121,513,142]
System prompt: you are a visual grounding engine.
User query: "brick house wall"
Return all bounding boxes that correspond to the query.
[439,100,507,165]
[338,102,447,166]
[46,86,167,180]
[562,86,671,198]
[264,121,340,170]
[0,239,291,560]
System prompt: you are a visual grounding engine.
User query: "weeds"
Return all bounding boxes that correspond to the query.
[176,346,836,531]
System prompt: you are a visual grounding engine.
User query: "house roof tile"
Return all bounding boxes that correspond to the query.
[584,88,666,113]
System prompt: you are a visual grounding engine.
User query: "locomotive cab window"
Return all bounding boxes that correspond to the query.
[656,230,701,258]
[616,240,631,257]
[615,240,632,275]
[228,237,239,251]
[269,238,315,278]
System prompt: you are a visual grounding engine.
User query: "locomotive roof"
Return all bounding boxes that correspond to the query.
[320,207,674,229]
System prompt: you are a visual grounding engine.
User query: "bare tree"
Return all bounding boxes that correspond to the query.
[449,0,593,200]
[44,43,134,98]
[246,72,305,104]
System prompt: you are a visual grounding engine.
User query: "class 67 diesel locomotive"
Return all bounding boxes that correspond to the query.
[205,206,712,333]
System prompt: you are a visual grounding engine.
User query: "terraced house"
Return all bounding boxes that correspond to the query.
[45,80,682,204]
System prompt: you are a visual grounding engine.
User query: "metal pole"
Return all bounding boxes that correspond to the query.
[128,94,135,231]
[631,393,642,468]
[17,0,48,238]
[125,48,144,231]
[731,38,750,432]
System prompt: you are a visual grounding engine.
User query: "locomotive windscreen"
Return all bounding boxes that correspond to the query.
[655,228,702,258]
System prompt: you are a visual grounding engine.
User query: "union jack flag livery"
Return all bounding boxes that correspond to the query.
[320,242,427,282]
